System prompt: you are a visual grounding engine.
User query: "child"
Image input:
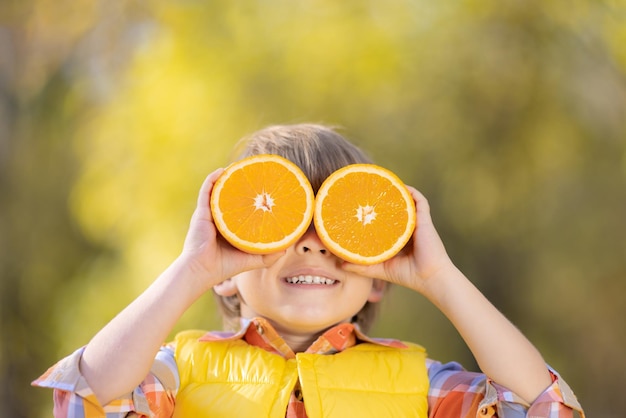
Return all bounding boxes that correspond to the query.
[34,124,585,417]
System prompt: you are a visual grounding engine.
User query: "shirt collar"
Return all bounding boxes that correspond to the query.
[199,317,406,359]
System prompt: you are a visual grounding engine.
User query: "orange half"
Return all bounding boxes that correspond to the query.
[314,164,416,265]
[210,154,315,254]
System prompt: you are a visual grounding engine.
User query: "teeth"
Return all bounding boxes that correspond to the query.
[285,275,336,285]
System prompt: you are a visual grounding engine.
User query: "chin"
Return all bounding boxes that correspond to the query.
[271,315,349,335]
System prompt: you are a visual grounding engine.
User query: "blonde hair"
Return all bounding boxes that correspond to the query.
[215,124,384,333]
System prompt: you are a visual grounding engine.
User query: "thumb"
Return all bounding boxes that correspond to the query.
[236,250,286,271]
[221,249,286,280]
[261,250,286,267]
[342,262,381,278]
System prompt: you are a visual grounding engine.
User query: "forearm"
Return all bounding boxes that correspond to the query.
[80,256,208,405]
[422,264,552,404]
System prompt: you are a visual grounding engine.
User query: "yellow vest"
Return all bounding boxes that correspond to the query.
[173,330,429,418]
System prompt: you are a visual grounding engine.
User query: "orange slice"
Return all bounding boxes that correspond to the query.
[210,154,315,254]
[314,164,416,265]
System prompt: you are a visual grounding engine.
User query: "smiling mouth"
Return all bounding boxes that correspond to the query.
[285,275,337,285]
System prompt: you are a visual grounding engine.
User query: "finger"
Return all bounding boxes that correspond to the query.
[405,186,429,211]
[195,168,224,220]
[406,186,434,227]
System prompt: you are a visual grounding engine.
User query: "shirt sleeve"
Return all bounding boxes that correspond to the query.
[425,359,585,418]
[31,345,179,418]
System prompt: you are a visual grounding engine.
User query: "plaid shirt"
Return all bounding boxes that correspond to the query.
[33,317,585,417]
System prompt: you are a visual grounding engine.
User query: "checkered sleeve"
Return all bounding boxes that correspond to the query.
[426,359,585,418]
[32,345,179,418]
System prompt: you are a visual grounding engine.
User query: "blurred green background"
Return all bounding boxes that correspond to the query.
[1,1,625,416]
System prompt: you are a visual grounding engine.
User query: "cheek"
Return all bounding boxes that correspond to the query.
[230,272,269,301]
[341,279,377,308]
[236,279,268,301]
[235,279,276,319]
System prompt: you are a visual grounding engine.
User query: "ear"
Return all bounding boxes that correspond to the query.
[213,278,239,297]
[367,279,386,303]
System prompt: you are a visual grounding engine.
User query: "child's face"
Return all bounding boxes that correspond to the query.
[217,225,383,337]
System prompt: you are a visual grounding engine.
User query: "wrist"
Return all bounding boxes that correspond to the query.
[166,255,221,299]
[419,263,467,308]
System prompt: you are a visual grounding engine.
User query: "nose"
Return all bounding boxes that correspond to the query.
[295,225,329,256]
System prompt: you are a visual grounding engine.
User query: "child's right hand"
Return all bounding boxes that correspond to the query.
[180,169,285,294]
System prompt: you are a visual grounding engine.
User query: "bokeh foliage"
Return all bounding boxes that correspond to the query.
[1,1,625,417]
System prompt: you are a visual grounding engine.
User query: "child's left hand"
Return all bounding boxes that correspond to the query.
[343,187,457,298]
